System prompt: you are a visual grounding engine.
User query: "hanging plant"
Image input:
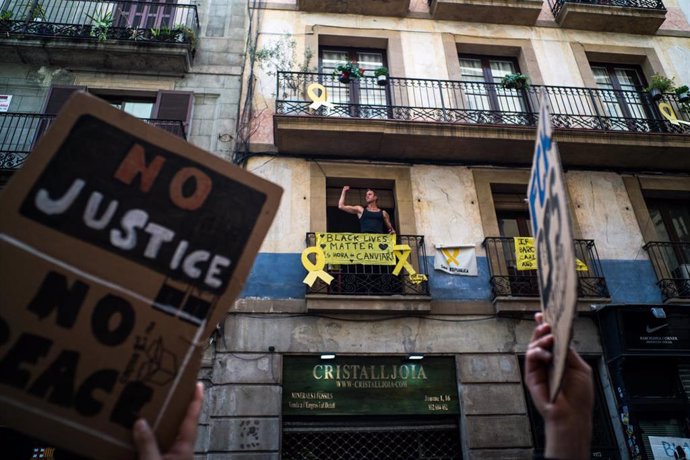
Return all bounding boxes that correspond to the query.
[374,66,389,86]
[645,74,675,101]
[334,61,364,84]
[501,72,529,90]
[675,85,690,103]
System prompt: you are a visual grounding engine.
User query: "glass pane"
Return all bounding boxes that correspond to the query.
[357,52,387,119]
[460,58,490,112]
[491,60,524,113]
[121,102,154,118]
[498,218,520,238]
[614,68,646,120]
[321,50,351,108]
[488,60,516,84]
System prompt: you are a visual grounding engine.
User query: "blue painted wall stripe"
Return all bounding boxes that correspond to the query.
[240,253,664,305]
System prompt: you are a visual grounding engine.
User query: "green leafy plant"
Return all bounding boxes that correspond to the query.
[173,24,196,46]
[27,2,45,21]
[645,74,675,101]
[87,10,113,42]
[645,74,675,92]
[501,72,529,90]
[374,66,389,77]
[0,9,12,21]
[334,61,365,83]
[675,85,690,103]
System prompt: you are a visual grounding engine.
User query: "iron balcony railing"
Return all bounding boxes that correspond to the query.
[643,241,690,301]
[548,0,666,18]
[483,237,610,299]
[0,113,186,170]
[0,0,199,47]
[276,71,690,135]
[305,233,430,297]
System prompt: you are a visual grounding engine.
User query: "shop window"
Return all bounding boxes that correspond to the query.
[520,357,620,460]
[319,47,389,118]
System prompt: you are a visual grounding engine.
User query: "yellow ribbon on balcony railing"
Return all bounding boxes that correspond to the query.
[307,83,334,113]
[658,102,690,127]
[393,244,428,284]
[301,246,334,287]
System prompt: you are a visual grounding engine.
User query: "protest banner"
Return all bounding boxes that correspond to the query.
[514,237,588,272]
[433,244,477,276]
[0,92,282,459]
[527,89,579,402]
[315,232,396,265]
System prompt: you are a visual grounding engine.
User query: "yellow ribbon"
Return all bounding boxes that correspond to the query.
[393,244,416,276]
[658,102,690,127]
[441,248,460,265]
[307,83,334,112]
[301,246,334,287]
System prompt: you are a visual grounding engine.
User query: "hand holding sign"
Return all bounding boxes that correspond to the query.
[527,89,579,402]
[524,313,593,460]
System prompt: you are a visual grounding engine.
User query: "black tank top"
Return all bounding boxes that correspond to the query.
[360,208,385,233]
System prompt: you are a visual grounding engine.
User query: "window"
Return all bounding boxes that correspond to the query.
[590,63,656,132]
[459,54,528,119]
[115,0,178,29]
[320,47,388,118]
[326,179,397,233]
[107,97,155,119]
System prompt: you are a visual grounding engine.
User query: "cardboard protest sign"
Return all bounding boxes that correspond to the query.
[527,89,578,402]
[0,92,282,459]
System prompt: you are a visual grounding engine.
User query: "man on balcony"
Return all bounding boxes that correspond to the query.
[338,186,395,234]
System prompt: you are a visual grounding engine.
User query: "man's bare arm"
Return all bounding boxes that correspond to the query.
[338,186,363,217]
[382,210,396,234]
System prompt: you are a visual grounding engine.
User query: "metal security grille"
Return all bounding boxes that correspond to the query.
[283,419,461,460]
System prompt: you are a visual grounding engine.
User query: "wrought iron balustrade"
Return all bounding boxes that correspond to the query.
[0,0,199,46]
[483,237,609,299]
[305,233,429,296]
[0,112,186,170]
[548,0,666,17]
[643,241,690,301]
[276,71,690,135]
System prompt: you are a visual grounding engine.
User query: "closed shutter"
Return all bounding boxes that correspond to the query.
[153,90,193,137]
[35,85,87,144]
[42,85,88,115]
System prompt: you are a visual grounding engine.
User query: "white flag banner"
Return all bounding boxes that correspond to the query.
[434,245,477,276]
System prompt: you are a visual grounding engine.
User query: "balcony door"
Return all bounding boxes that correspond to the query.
[320,48,388,118]
[590,63,657,132]
[647,197,690,295]
[115,0,177,30]
[458,55,529,124]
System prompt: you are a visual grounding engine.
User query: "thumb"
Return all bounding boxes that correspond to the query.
[133,418,161,460]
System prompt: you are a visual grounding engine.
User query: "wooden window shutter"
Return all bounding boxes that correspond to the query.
[42,85,87,115]
[153,91,193,136]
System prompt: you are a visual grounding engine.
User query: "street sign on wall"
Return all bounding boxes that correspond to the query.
[527,89,579,401]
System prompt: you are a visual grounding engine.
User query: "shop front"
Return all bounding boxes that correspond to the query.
[596,304,690,460]
[281,355,462,459]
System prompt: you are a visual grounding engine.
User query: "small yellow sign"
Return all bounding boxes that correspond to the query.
[514,237,588,271]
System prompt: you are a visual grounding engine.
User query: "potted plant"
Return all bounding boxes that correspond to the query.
[374,66,389,86]
[87,11,113,42]
[0,9,12,33]
[645,74,674,101]
[334,61,364,84]
[675,85,690,103]
[28,3,45,21]
[501,72,529,90]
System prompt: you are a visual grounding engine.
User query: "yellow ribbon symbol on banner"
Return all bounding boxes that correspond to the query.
[301,246,334,287]
[658,102,690,127]
[441,248,460,266]
[307,83,334,113]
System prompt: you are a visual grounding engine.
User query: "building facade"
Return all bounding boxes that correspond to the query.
[197,0,690,459]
